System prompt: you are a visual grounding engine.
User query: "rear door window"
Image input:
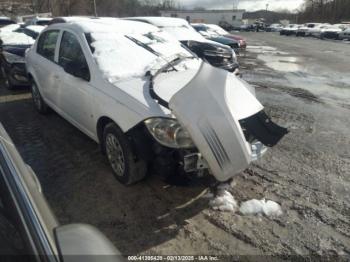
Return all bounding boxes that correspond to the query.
[37,30,59,61]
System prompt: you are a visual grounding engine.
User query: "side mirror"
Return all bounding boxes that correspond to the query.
[55,223,124,262]
[63,61,90,81]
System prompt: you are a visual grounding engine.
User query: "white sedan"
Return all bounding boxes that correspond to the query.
[26,17,287,185]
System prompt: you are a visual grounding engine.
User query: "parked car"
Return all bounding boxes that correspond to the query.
[308,23,330,38]
[191,23,240,52]
[296,23,322,37]
[0,17,16,27]
[25,16,53,26]
[266,24,284,32]
[26,18,287,185]
[338,27,350,40]
[280,24,300,36]
[126,17,239,74]
[239,24,255,32]
[321,24,348,39]
[0,24,44,89]
[0,123,123,260]
[197,23,247,49]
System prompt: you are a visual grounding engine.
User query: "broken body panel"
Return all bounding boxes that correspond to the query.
[167,63,287,181]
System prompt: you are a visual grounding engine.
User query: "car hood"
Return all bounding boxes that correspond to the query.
[225,34,244,41]
[208,35,238,45]
[117,59,260,120]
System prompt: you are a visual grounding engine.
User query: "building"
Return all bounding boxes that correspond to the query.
[160,9,245,27]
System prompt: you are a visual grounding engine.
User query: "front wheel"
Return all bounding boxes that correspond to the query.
[103,123,147,185]
[31,81,49,114]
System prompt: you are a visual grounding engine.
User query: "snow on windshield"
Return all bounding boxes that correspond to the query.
[90,29,194,82]
[207,24,228,35]
[161,25,206,42]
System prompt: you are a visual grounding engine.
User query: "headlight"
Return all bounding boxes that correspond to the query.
[2,51,25,64]
[144,118,195,149]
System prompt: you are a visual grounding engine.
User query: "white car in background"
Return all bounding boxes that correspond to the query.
[321,24,349,39]
[308,23,330,38]
[26,17,287,185]
[296,23,323,37]
[338,27,350,40]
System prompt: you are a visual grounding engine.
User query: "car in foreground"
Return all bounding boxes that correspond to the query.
[191,23,240,51]
[0,24,44,89]
[0,123,123,260]
[194,23,247,49]
[26,18,287,185]
[280,24,300,36]
[126,17,240,73]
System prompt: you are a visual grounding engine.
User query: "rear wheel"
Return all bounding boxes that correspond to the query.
[103,123,147,185]
[31,81,49,114]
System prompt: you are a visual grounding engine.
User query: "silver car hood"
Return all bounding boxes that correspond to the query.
[169,63,264,181]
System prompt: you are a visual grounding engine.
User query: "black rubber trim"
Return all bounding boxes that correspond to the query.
[239,111,289,147]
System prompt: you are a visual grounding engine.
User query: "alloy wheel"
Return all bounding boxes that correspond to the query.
[105,133,125,177]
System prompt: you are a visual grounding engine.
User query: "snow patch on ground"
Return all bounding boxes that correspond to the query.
[209,190,238,212]
[239,199,283,217]
[208,182,283,217]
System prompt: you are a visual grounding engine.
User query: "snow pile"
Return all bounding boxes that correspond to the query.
[208,183,283,217]
[209,190,238,212]
[209,183,238,212]
[239,199,283,217]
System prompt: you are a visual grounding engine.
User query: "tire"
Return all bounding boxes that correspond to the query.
[103,123,147,185]
[1,65,14,90]
[31,81,49,114]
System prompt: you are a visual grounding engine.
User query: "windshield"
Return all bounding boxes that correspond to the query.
[160,25,206,42]
[89,30,195,82]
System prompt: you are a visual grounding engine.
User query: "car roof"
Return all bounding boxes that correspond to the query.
[125,17,189,27]
[45,17,160,36]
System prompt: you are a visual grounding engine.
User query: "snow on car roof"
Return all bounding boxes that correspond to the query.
[126,17,206,42]
[56,18,194,82]
[129,17,190,27]
[26,25,45,33]
[0,31,34,45]
[0,24,20,32]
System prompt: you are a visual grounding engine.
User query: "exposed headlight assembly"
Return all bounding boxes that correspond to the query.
[2,51,25,64]
[145,118,195,149]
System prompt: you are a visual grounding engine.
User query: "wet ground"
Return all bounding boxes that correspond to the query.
[0,32,349,259]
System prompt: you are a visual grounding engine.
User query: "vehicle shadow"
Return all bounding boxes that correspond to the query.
[0,96,212,255]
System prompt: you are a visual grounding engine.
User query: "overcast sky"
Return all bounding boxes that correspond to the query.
[177,0,304,12]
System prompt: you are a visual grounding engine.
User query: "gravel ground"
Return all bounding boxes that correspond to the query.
[0,32,349,260]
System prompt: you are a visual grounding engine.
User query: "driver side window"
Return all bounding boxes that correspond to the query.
[58,31,90,79]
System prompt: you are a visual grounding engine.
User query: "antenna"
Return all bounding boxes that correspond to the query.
[233,0,239,10]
